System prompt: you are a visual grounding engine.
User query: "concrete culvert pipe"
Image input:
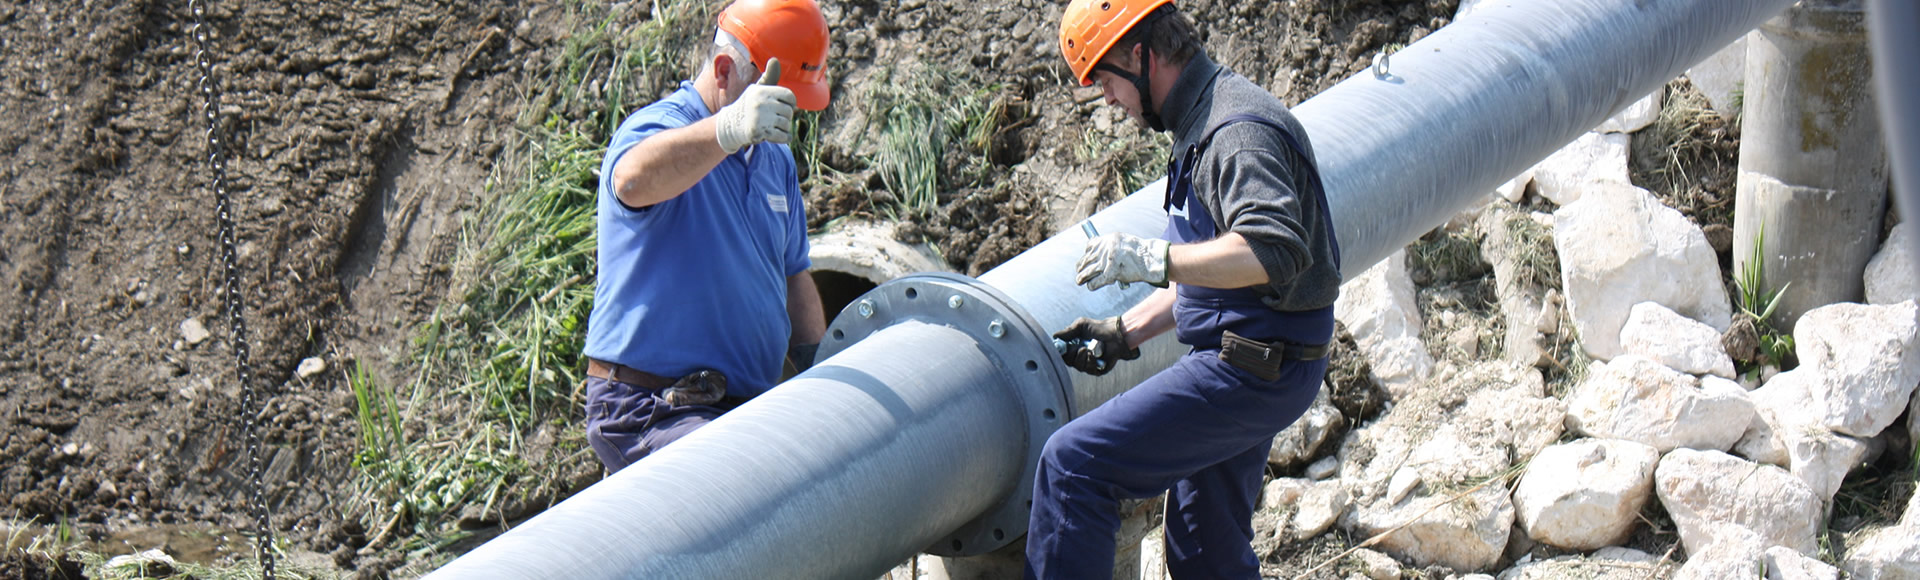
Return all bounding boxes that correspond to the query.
[806,221,950,322]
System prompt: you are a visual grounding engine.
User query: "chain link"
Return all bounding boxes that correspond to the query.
[188,1,276,578]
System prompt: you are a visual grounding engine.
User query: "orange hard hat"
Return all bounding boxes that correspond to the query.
[718,0,832,111]
[1059,0,1173,86]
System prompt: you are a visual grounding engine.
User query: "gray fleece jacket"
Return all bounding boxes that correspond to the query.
[1160,53,1342,311]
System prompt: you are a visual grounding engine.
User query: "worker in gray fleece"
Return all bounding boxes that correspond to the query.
[1033,0,1342,577]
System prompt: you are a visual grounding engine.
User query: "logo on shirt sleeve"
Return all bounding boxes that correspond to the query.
[766,193,790,214]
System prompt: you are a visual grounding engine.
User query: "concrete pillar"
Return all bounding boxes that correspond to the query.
[1734,0,1887,332]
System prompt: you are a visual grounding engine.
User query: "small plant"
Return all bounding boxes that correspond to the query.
[1735,222,1796,371]
[349,361,405,467]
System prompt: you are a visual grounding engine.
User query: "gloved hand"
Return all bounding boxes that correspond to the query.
[662,369,728,407]
[715,58,795,154]
[1053,316,1140,376]
[1075,232,1171,290]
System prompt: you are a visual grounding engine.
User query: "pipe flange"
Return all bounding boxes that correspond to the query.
[818,272,1073,557]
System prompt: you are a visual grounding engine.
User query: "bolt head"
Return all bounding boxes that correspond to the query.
[948,295,965,309]
[988,320,1006,338]
[858,301,874,318]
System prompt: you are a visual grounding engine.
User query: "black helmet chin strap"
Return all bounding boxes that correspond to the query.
[1095,44,1165,133]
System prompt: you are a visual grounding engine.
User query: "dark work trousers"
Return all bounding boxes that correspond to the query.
[1024,350,1327,579]
[583,376,737,473]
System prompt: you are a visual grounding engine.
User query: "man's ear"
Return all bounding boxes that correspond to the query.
[714,53,735,91]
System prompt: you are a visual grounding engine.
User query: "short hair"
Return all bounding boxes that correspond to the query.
[704,29,757,84]
[1113,4,1203,67]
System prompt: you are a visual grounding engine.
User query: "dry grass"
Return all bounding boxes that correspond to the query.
[1628,78,1739,230]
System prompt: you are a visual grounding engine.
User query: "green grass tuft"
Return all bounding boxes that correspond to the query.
[862,63,1005,221]
[1736,220,1796,371]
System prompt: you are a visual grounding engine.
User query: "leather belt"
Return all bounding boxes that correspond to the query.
[585,358,674,391]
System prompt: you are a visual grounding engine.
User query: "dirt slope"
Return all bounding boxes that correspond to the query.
[0,0,550,558]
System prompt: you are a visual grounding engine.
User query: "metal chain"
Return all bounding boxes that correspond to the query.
[187,1,277,578]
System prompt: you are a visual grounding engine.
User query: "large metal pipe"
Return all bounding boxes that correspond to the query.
[429,0,1794,576]
[1868,0,1920,258]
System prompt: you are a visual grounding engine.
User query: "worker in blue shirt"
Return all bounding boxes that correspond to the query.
[1034,0,1343,577]
[583,0,833,473]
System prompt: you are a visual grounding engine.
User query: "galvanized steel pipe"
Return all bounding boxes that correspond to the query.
[430,0,1794,576]
[1868,0,1920,258]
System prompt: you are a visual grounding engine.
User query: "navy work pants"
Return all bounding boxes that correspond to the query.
[1025,349,1326,579]
[583,376,737,473]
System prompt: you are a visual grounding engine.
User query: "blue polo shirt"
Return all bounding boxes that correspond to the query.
[586,81,811,398]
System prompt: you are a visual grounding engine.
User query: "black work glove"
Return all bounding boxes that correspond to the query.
[1053,316,1141,376]
[788,343,820,373]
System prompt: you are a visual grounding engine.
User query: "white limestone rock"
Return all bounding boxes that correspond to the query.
[1671,524,1769,580]
[1844,527,1920,580]
[1407,386,1561,487]
[1597,90,1662,134]
[1270,383,1344,470]
[1556,184,1732,360]
[1496,171,1533,204]
[1782,424,1868,504]
[1792,301,1920,438]
[179,317,210,347]
[1371,337,1438,401]
[1842,489,1920,580]
[1566,355,1754,452]
[1307,456,1339,480]
[1655,449,1823,555]
[1865,223,1917,305]
[1513,439,1660,551]
[1344,483,1513,572]
[1620,302,1737,378]
[296,357,327,380]
[1687,34,1749,118]
[1531,132,1633,207]
[1496,548,1671,580]
[1261,478,1310,513]
[1353,548,1403,580]
[1735,369,1820,466]
[1339,362,1557,504]
[1289,480,1350,541]
[1766,546,1841,580]
[1335,251,1434,395]
[1737,368,1870,502]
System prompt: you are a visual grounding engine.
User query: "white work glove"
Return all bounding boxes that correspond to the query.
[715,58,795,154]
[1075,232,1171,290]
